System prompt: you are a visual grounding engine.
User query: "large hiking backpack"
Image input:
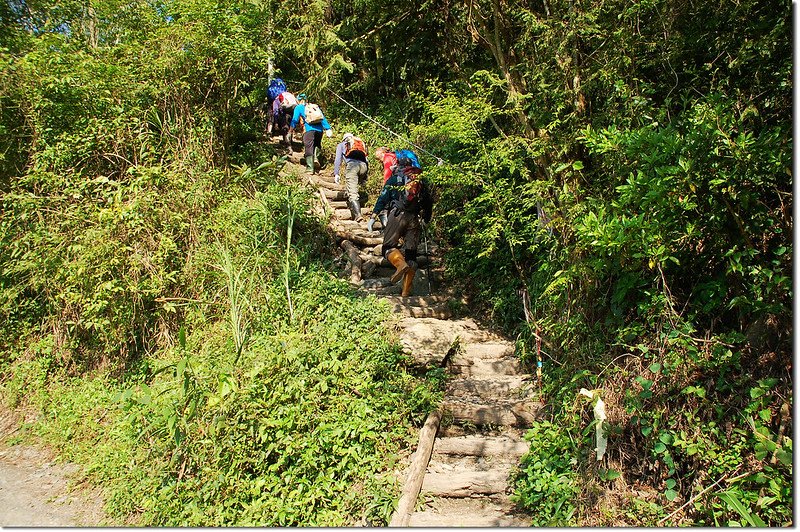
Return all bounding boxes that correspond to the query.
[392,167,428,215]
[345,136,367,158]
[278,91,297,109]
[268,78,287,101]
[304,103,324,124]
[394,149,421,170]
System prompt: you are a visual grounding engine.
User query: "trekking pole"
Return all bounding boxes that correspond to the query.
[422,220,432,295]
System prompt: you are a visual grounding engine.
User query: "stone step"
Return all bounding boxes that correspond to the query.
[433,435,530,459]
[396,317,505,349]
[395,318,487,365]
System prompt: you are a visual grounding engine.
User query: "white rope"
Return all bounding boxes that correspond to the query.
[325,88,444,166]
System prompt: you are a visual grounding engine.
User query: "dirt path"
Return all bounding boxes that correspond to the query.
[0,443,107,526]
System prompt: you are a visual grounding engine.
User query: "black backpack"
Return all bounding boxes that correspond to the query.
[392,168,430,217]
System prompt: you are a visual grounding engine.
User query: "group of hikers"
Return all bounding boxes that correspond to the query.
[265,78,433,297]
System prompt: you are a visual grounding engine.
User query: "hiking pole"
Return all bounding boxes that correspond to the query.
[421,220,432,295]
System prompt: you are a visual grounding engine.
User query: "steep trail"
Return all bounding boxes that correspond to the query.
[279,140,542,526]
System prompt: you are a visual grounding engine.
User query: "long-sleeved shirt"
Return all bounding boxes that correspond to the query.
[289,103,331,132]
[333,141,369,177]
[380,151,397,183]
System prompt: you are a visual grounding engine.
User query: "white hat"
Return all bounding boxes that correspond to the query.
[342,132,354,143]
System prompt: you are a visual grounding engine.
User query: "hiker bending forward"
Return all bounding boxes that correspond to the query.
[370,152,432,297]
[288,94,332,174]
[333,133,369,222]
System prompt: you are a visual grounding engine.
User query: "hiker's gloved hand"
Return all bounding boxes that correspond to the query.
[334,174,339,184]
[366,214,376,232]
[326,129,333,138]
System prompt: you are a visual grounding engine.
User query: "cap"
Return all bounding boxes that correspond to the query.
[342,132,354,143]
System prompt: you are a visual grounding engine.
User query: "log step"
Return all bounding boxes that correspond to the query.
[391,305,453,320]
[445,375,533,402]
[448,356,524,377]
[441,398,543,428]
[421,470,509,497]
[408,497,530,527]
[433,435,530,459]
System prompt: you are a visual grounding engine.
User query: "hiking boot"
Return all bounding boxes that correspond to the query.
[386,248,409,284]
[401,265,417,297]
[348,199,363,222]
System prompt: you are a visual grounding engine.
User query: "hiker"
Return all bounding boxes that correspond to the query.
[369,146,397,230]
[368,149,432,297]
[333,133,369,222]
[374,146,397,183]
[266,77,287,137]
[288,94,332,174]
[274,91,298,148]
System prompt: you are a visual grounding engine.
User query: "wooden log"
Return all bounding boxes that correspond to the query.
[321,188,347,200]
[334,208,353,220]
[333,231,383,247]
[389,410,442,527]
[441,399,541,428]
[340,240,362,284]
[433,436,530,458]
[361,256,430,269]
[361,259,377,278]
[309,175,344,191]
[421,470,509,498]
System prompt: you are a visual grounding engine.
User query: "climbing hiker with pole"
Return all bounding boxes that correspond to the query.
[368,149,433,297]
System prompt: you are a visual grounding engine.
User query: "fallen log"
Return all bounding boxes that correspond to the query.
[361,260,376,278]
[389,410,442,527]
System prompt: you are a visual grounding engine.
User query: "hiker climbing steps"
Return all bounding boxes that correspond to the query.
[279,138,541,526]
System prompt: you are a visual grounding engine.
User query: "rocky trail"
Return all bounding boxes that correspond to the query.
[281,141,542,526]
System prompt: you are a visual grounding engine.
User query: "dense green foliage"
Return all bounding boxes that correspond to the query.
[0,0,791,526]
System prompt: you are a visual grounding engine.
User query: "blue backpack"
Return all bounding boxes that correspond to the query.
[394,149,421,170]
[268,78,287,101]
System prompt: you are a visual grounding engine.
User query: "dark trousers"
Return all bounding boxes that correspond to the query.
[382,208,421,262]
[303,130,323,157]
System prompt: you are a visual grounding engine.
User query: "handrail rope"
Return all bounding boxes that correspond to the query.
[275,79,444,164]
[324,88,445,165]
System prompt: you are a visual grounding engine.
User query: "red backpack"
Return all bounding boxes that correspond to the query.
[345,137,367,158]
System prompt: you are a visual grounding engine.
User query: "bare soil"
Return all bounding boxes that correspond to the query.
[0,411,108,527]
